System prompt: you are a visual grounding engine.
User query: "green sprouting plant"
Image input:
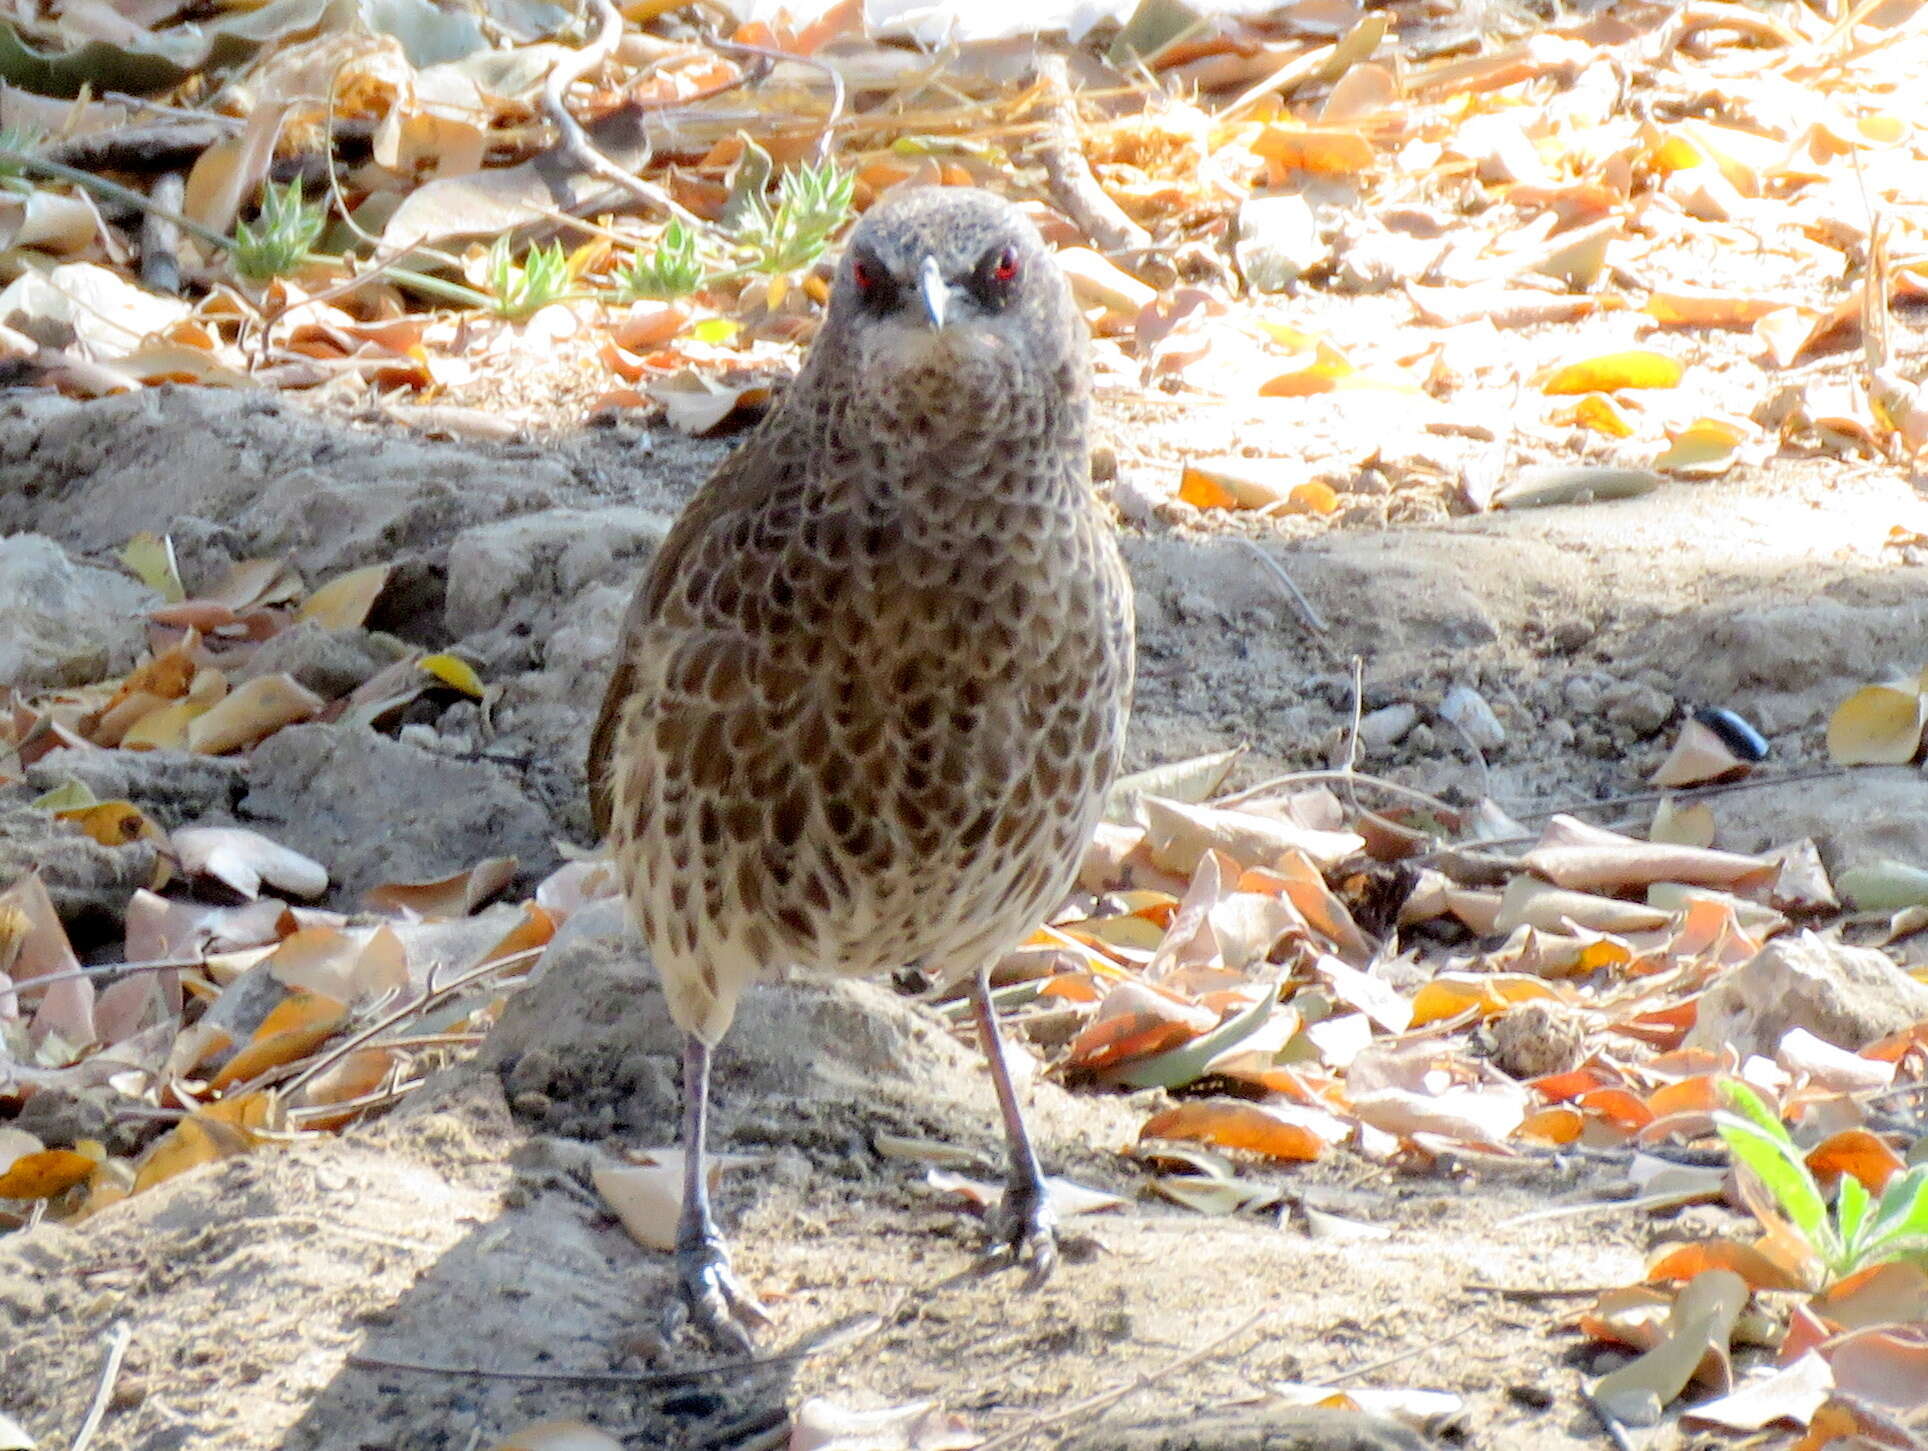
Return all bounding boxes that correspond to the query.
[232,177,327,281]
[486,234,571,319]
[1716,1078,1928,1284]
[613,218,706,300]
[0,125,43,189]
[731,158,854,276]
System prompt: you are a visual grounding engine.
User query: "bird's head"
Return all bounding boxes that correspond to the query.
[810,186,1085,421]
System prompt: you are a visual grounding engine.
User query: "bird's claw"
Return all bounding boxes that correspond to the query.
[671,1231,771,1355]
[979,1177,1058,1288]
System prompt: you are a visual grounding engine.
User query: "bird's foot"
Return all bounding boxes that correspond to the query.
[979,1174,1058,1288]
[668,1228,771,1355]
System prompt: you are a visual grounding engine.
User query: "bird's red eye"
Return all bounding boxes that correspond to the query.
[852,259,877,291]
[993,248,1019,282]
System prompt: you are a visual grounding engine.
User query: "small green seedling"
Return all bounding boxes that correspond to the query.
[614,218,706,300]
[232,177,327,281]
[1716,1078,1928,1284]
[486,235,571,319]
[731,158,855,276]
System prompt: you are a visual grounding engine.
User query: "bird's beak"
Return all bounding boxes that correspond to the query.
[917,255,951,331]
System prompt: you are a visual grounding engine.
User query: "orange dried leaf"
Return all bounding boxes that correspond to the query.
[1803,1129,1905,1193]
[1140,1099,1340,1161]
[0,1146,96,1199]
[1177,467,1240,510]
[1518,1106,1583,1145]
[131,1113,255,1194]
[1646,1239,1804,1291]
[208,991,347,1090]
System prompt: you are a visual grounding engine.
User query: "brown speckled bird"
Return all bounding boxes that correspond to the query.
[587,185,1134,1349]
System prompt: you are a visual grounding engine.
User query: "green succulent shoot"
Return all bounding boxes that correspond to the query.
[232,177,327,282]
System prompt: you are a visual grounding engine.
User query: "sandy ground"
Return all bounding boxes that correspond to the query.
[1,336,1926,1449]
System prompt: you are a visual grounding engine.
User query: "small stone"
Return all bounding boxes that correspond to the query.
[1233,195,1327,293]
[0,533,157,690]
[1438,683,1505,751]
[1562,676,1603,714]
[1601,680,1674,737]
[1686,931,1928,1058]
[1489,1001,1588,1079]
[1358,703,1419,752]
[1551,619,1592,652]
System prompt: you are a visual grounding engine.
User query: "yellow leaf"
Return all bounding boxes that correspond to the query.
[421,653,486,698]
[120,532,185,602]
[54,800,158,846]
[1654,417,1748,474]
[1258,340,1353,397]
[299,565,390,630]
[688,317,740,346]
[121,699,208,752]
[1248,125,1375,177]
[1542,350,1684,395]
[1828,681,1926,766]
[1288,481,1340,515]
[0,1147,96,1198]
[1552,392,1635,437]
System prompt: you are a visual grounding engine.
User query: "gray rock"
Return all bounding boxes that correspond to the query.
[237,724,559,904]
[25,749,245,830]
[443,506,670,640]
[1234,196,1327,293]
[0,533,156,690]
[1438,683,1505,751]
[1686,931,1928,1057]
[1358,703,1419,752]
[1600,679,1673,737]
[0,804,159,922]
[232,622,412,700]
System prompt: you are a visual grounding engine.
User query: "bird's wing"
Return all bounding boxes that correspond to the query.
[585,435,792,840]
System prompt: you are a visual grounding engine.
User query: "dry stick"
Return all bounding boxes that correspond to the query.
[544,0,706,230]
[1582,1386,1638,1451]
[275,945,545,1103]
[705,34,848,165]
[970,1310,1268,1451]
[69,1320,131,1451]
[1029,52,1149,255]
[1216,767,1463,820]
[1309,1317,1478,1390]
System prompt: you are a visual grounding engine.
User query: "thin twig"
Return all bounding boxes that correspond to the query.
[706,35,848,164]
[971,1311,1268,1451]
[1582,1386,1638,1451]
[1028,52,1150,254]
[70,1320,131,1451]
[276,945,544,1102]
[1340,655,1365,816]
[544,0,706,229]
[1235,539,1344,666]
[1311,1317,1476,1387]
[1214,767,1463,819]
[11,955,211,996]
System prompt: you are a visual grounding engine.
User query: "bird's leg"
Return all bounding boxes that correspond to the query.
[672,1033,771,1353]
[970,964,1058,1286]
